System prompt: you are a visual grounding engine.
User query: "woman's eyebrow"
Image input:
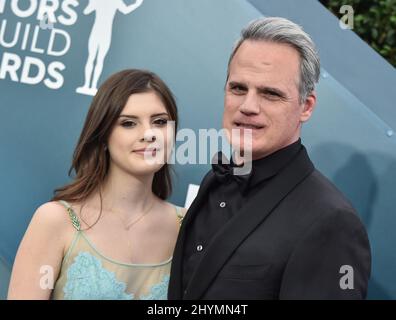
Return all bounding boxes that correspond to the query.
[119,113,169,119]
[151,113,169,118]
[119,114,138,119]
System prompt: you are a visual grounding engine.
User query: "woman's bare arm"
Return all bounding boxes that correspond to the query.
[7,202,70,300]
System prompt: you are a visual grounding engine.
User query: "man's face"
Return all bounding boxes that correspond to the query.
[223,40,316,160]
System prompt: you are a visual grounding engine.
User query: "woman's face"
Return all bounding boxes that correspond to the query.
[107,91,174,177]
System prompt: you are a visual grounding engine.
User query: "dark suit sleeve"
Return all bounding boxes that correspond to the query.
[279,209,371,299]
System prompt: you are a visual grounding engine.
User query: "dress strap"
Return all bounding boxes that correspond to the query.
[58,200,81,231]
[175,206,185,226]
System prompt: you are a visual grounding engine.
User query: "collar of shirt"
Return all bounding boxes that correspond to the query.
[232,138,302,193]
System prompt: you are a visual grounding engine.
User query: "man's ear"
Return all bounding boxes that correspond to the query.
[300,91,316,123]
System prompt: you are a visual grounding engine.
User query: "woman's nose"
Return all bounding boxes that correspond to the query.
[142,127,157,142]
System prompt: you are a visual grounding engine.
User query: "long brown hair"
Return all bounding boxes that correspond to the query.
[53,69,178,207]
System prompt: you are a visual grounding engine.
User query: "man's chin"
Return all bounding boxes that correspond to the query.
[230,146,253,162]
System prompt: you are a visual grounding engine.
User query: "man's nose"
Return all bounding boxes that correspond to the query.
[239,92,260,115]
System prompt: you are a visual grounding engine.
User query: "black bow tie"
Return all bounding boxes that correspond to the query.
[211,152,252,192]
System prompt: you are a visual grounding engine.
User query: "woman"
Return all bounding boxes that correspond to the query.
[8,69,185,300]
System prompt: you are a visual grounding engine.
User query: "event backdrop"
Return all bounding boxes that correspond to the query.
[1,0,395,299]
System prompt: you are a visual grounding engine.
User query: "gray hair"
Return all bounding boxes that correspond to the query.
[227,17,320,103]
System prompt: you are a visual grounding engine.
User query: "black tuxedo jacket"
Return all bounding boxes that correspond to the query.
[168,147,371,299]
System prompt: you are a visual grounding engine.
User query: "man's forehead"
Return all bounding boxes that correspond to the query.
[228,41,300,90]
[231,40,300,71]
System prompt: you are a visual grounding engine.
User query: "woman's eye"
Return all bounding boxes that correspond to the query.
[153,118,168,126]
[121,121,136,128]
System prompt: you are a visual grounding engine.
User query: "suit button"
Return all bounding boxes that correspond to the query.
[184,289,188,295]
[220,201,226,208]
[197,245,203,252]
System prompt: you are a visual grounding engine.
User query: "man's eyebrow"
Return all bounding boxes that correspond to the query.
[119,113,169,119]
[228,81,247,88]
[228,81,288,99]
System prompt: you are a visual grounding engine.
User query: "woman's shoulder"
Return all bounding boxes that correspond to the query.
[177,206,188,217]
[31,201,75,231]
[163,201,187,218]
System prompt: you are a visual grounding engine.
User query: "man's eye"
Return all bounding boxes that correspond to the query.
[121,121,136,128]
[263,92,281,100]
[230,85,246,94]
[153,118,169,126]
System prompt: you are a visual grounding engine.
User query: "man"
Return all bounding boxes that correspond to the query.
[169,17,371,299]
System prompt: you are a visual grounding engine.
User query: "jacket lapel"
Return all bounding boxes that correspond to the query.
[184,147,315,299]
[168,171,216,299]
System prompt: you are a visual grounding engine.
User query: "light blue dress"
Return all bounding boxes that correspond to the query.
[51,200,183,300]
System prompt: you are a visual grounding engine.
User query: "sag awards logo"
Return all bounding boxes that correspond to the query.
[0,0,144,96]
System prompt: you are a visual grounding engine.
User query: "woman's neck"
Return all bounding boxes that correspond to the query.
[88,166,157,216]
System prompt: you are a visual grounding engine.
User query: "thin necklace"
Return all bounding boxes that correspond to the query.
[114,200,155,231]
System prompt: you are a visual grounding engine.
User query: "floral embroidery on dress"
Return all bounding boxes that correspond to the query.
[140,274,170,300]
[63,252,133,300]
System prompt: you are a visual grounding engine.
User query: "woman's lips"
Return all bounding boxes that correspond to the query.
[133,148,160,156]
